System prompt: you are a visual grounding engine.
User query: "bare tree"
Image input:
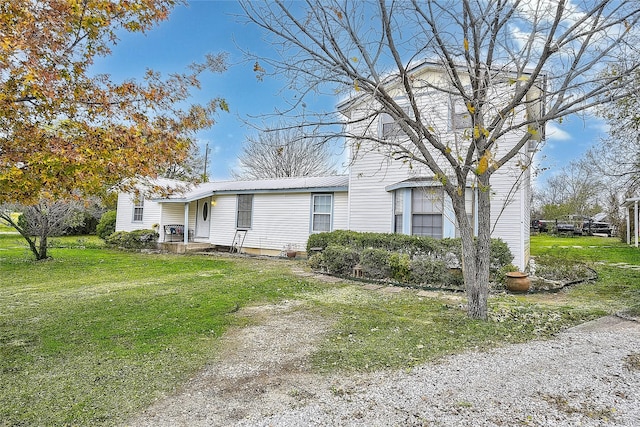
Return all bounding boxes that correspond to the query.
[240,0,640,319]
[593,65,640,191]
[0,199,85,260]
[232,127,337,179]
[160,141,207,182]
[536,157,604,218]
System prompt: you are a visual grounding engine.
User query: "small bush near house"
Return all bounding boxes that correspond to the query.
[359,248,391,279]
[96,210,117,239]
[389,252,411,283]
[106,229,158,249]
[321,245,360,275]
[489,238,514,273]
[409,255,450,287]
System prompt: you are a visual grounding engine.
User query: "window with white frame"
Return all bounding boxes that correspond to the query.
[380,106,412,139]
[132,197,144,222]
[236,194,253,229]
[311,194,332,232]
[411,187,444,238]
[451,98,473,131]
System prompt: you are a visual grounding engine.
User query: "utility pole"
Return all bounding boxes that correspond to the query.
[202,142,211,181]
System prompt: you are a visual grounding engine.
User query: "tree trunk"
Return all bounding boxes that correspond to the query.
[469,173,492,320]
[454,173,492,321]
[37,234,48,260]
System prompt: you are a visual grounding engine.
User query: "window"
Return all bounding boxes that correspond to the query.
[133,197,144,222]
[381,113,400,139]
[411,188,444,238]
[236,194,253,229]
[380,106,412,139]
[394,190,403,233]
[451,99,472,131]
[312,194,332,232]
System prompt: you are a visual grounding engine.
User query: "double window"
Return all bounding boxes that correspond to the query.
[133,197,144,222]
[394,186,474,239]
[236,194,253,229]
[411,188,444,238]
[312,194,333,232]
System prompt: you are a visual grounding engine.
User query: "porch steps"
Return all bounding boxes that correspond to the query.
[158,242,215,254]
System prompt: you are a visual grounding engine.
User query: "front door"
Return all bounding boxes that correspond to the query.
[196,199,211,239]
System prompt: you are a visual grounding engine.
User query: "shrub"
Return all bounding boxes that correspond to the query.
[306,230,514,286]
[321,244,360,275]
[105,229,158,249]
[409,255,449,286]
[96,210,117,240]
[65,210,102,235]
[389,252,411,283]
[490,238,514,272]
[307,253,324,271]
[360,248,391,279]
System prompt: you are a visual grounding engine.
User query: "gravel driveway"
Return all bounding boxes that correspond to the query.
[127,302,640,427]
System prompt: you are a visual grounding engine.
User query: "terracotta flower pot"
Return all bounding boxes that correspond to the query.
[505,271,531,293]
[286,250,297,258]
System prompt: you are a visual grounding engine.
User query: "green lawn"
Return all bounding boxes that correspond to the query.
[0,235,322,426]
[530,233,639,264]
[1,233,638,426]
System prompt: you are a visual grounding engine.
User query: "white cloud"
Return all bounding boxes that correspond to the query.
[545,122,572,141]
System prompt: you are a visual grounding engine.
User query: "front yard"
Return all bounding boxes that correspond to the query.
[0,233,638,426]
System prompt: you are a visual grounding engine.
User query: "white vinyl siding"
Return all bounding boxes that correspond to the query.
[332,192,349,231]
[208,191,348,254]
[115,192,161,232]
[342,69,531,269]
[311,194,332,232]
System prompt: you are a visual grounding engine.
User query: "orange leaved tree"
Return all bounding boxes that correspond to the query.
[0,0,227,258]
[0,0,227,204]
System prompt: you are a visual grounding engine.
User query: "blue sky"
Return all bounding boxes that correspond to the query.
[91,0,609,186]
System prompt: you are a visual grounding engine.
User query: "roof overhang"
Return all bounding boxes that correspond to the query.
[151,176,349,203]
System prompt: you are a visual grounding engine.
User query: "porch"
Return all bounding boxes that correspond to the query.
[158,241,216,254]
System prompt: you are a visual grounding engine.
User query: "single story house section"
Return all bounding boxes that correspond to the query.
[116,175,349,256]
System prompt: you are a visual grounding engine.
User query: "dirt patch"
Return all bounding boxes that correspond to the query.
[127,300,335,426]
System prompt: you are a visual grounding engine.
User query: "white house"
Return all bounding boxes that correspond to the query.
[116,62,538,269]
[116,175,349,256]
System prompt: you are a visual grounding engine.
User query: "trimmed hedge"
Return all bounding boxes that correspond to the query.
[105,229,158,249]
[308,230,513,289]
